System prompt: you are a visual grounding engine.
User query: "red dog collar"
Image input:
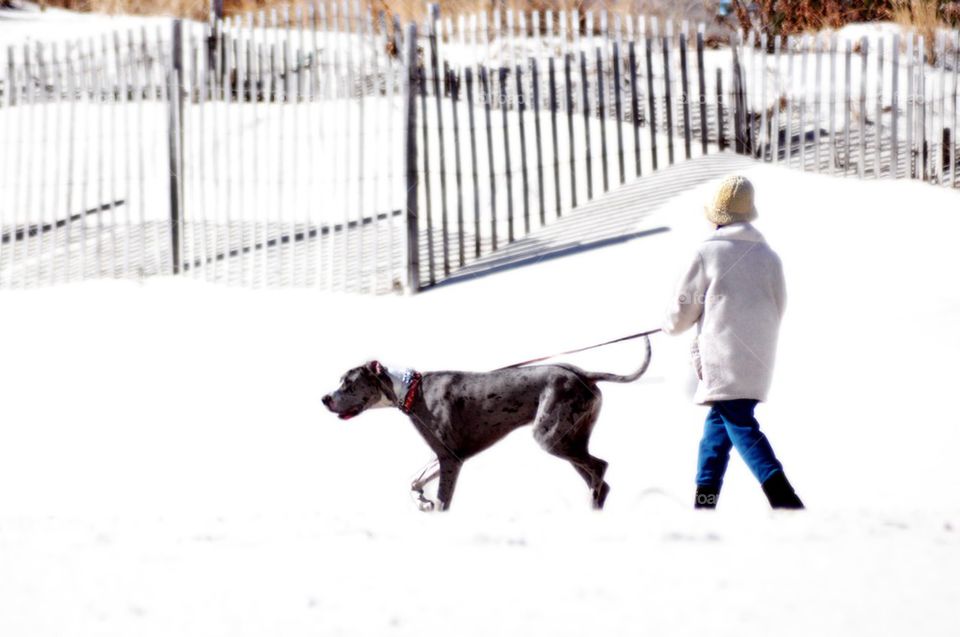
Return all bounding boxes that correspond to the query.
[369,361,421,415]
[400,371,422,414]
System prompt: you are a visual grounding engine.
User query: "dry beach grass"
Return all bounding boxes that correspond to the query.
[20,0,718,23]
[17,0,960,47]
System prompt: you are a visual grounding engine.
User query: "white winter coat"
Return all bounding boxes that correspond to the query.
[663,222,786,404]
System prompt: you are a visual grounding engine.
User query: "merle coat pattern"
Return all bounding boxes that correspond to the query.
[322,336,651,511]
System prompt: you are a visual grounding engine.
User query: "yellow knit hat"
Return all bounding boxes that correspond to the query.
[704,175,758,226]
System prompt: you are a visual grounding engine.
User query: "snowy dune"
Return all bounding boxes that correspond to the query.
[0,4,172,49]
[1,159,959,635]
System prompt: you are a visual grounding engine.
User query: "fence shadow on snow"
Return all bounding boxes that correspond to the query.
[1,4,959,292]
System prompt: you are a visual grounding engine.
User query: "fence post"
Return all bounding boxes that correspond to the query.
[919,36,927,181]
[207,3,221,79]
[813,33,822,171]
[549,56,561,217]
[858,36,867,179]
[891,33,900,179]
[662,22,675,164]
[716,67,725,151]
[799,34,808,169]
[515,62,530,233]
[629,41,642,174]
[403,23,420,293]
[168,20,184,275]
[644,25,658,170]
[772,35,782,163]
[732,45,743,154]
[951,32,958,187]
[696,24,707,156]
[449,66,465,268]
[580,51,592,200]
[530,57,546,225]
[612,42,624,184]
[5,47,14,107]
[843,38,852,175]
[595,47,608,192]
[481,66,497,249]
[679,23,691,160]
[499,67,515,241]
[564,53,576,209]
[876,35,884,179]
[427,4,449,276]
[465,67,481,258]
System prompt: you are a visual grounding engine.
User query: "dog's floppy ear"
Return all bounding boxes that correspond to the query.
[365,360,397,402]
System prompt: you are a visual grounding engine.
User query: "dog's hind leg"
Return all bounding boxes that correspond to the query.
[563,444,610,509]
[532,389,611,509]
[576,454,610,509]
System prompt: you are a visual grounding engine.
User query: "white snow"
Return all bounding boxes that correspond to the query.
[0,3,174,49]
[1,158,958,635]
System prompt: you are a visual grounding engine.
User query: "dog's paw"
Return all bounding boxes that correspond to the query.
[412,490,437,512]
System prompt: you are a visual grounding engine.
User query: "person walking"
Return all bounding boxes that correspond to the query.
[663,175,803,510]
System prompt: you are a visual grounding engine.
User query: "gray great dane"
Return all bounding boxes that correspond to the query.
[321,336,651,511]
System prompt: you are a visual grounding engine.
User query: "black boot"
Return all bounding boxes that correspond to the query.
[694,485,720,509]
[761,472,804,510]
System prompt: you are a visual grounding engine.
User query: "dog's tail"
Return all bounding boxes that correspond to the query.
[581,335,652,383]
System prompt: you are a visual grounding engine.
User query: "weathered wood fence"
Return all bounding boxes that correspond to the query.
[411,11,721,288]
[0,7,410,292]
[1,5,959,292]
[413,18,960,288]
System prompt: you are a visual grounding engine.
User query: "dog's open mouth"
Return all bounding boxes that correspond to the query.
[338,406,363,420]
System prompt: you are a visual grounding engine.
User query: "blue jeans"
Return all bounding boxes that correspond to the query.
[696,399,784,488]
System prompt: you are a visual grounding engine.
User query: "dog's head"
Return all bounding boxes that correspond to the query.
[322,361,394,420]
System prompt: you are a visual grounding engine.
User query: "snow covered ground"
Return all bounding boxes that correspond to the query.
[1,158,958,635]
[0,2,173,48]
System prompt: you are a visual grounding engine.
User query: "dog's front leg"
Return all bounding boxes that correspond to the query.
[411,458,440,511]
[411,458,440,492]
[436,457,462,512]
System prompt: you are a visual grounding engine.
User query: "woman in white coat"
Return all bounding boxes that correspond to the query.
[664,175,803,510]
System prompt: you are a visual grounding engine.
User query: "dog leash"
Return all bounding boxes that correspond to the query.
[496,328,662,370]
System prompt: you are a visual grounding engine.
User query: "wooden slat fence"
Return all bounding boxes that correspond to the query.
[0,6,410,292]
[413,11,725,287]
[2,4,960,293]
